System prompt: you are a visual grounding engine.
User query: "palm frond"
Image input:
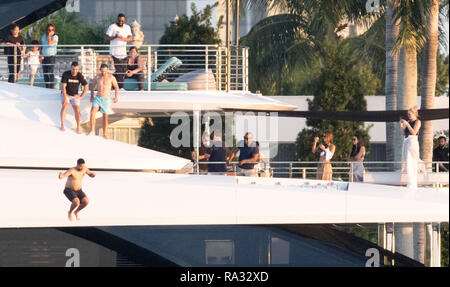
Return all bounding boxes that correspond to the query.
[392,0,432,53]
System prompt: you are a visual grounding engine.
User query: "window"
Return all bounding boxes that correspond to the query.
[205,240,235,265]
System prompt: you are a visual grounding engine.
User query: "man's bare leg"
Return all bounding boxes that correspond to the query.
[88,107,99,136]
[60,102,69,131]
[73,197,89,221]
[102,113,109,139]
[68,198,80,221]
[72,105,82,134]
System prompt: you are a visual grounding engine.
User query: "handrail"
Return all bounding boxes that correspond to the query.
[0,44,249,92]
[188,160,450,185]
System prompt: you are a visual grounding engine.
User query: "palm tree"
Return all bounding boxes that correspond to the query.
[420,0,440,171]
[385,0,400,162]
[391,0,430,164]
[240,0,378,93]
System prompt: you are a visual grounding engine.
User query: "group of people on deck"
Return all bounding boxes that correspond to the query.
[1,14,144,89]
[311,106,448,189]
[311,131,366,182]
[1,14,147,138]
[192,132,266,177]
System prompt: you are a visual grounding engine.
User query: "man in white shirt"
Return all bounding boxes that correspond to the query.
[105,13,132,89]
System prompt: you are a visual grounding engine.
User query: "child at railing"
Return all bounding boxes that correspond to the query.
[23,40,44,86]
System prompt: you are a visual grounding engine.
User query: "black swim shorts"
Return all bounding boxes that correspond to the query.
[63,188,87,202]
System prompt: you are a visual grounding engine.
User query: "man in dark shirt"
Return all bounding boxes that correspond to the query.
[60,61,88,134]
[433,136,449,172]
[205,132,230,175]
[228,132,259,177]
[1,23,25,83]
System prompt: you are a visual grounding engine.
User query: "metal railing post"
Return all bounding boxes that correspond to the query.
[218,48,222,91]
[13,46,18,82]
[205,46,209,91]
[289,163,293,178]
[233,164,237,176]
[244,47,249,91]
[147,46,152,91]
[80,45,85,75]
[302,168,306,179]
[349,162,354,183]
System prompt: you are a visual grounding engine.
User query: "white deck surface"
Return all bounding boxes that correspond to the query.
[0,170,447,228]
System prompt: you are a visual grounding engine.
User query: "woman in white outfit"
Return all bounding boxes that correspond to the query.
[400,106,421,189]
[312,132,335,180]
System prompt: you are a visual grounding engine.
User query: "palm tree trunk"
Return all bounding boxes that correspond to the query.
[396,46,418,162]
[420,0,439,171]
[385,1,400,162]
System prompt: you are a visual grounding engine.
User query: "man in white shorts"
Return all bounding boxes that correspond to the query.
[60,61,88,133]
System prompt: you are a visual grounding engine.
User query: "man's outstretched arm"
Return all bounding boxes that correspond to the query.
[59,168,73,179]
[86,168,96,178]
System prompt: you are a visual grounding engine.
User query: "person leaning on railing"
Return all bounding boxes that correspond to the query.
[312,132,335,181]
[348,134,366,182]
[41,23,58,89]
[204,132,230,175]
[1,23,25,83]
[228,132,259,177]
[126,46,145,91]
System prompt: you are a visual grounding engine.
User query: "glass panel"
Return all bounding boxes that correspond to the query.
[205,240,235,265]
[271,237,290,265]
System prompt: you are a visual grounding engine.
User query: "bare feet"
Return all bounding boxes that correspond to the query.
[74,211,80,221]
[61,126,66,132]
[103,134,109,139]
[68,212,73,221]
[77,128,82,134]
[87,131,95,136]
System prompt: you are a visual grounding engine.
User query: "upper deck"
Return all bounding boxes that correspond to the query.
[1,44,250,92]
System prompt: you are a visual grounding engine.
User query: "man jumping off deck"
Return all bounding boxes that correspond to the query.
[59,158,96,221]
[88,64,119,138]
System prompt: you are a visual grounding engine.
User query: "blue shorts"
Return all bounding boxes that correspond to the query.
[92,96,112,114]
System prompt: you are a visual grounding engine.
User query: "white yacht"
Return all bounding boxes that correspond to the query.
[0,0,448,267]
[0,79,448,267]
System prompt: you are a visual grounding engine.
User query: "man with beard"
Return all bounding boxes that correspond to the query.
[105,13,133,90]
[59,159,96,221]
[433,136,449,172]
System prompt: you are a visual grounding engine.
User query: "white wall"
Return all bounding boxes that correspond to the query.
[267,96,449,143]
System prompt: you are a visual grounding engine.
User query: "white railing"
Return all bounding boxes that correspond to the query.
[0,44,249,92]
[190,160,450,186]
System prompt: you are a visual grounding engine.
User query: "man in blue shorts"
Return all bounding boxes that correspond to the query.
[88,64,119,138]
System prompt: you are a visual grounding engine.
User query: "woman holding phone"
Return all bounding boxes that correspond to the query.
[312,132,335,180]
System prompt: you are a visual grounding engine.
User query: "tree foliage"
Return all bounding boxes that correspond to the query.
[138,118,192,159]
[20,9,111,44]
[294,41,380,165]
[159,3,222,45]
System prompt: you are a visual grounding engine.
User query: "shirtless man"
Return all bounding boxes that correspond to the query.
[59,158,96,221]
[88,64,119,138]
